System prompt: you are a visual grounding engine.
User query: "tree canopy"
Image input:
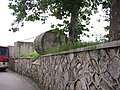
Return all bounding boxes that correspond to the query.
[8,0,111,42]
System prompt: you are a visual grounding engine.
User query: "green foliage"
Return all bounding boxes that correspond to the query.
[20,52,40,59]
[8,0,111,41]
[46,41,101,54]
[104,26,110,32]
[95,34,108,42]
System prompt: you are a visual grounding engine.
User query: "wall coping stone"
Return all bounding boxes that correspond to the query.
[42,40,120,57]
[16,57,32,59]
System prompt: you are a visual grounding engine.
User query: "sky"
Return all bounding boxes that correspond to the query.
[0,1,109,46]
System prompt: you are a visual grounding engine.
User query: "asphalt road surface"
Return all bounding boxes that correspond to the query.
[0,70,40,90]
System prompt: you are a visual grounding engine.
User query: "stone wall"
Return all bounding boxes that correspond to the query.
[9,40,120,90]
[8,58,15,70]
[13,58,40,83]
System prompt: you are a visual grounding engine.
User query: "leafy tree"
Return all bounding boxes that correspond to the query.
[8,0,111,42]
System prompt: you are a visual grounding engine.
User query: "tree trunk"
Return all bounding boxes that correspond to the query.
[69,12,79,43]
[109,0,120,41]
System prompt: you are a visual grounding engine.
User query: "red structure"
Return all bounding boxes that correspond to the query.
[0,46,9,71]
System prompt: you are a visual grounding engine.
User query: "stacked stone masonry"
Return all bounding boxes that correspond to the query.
[9,40,120,90]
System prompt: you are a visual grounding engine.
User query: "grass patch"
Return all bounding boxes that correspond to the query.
[20,52,41,60]
[20,41,101,58]
[46,41,101,54]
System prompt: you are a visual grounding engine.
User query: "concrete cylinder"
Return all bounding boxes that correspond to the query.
[33,30,67,54]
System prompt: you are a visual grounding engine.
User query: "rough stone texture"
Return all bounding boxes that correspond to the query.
[8,58,15,71]
[9,40,120,90]
[14,41,34,57]
[13,58,40,83]
[34,30,67,54]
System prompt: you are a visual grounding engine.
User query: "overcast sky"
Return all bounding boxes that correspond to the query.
[0,1,108,46]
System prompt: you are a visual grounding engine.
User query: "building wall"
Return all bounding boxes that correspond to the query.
[8,46,15,58]
[14,41,34,57]
[9,40,120,90]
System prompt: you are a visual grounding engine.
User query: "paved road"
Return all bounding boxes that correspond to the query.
[0,70,40,90]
